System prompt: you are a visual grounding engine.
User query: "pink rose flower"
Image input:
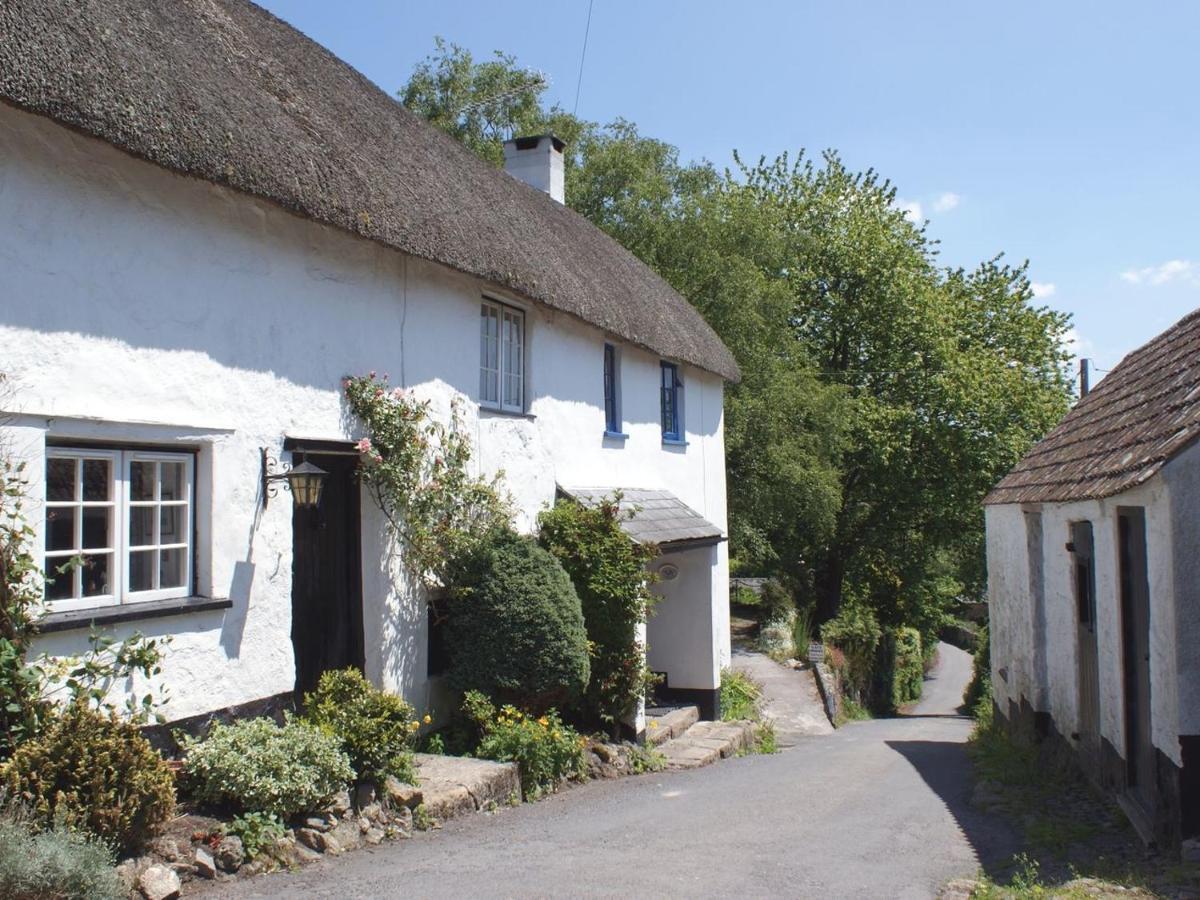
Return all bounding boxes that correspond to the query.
[356,437,372,453]
[391,387,405,400]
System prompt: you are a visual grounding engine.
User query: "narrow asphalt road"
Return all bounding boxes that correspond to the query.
[218,643,1017,899]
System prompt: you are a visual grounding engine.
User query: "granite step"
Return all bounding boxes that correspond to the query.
[413,753,521,823]
[645,705,700,746]
[659,719,756,769]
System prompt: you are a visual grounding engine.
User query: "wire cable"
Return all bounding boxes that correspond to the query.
[573,0,594,115]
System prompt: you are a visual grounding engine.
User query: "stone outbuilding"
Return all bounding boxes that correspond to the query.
[984,308,1200,851]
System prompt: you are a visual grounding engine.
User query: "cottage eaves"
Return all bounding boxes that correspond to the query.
[0,0,740,383]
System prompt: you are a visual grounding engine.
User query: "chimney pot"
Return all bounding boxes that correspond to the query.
[503,134,565,204]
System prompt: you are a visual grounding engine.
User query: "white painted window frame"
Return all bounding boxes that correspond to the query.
[44,447,194,610]
[479,298,525,413]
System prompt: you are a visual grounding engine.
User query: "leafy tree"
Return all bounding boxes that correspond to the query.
[400,43,1074,645]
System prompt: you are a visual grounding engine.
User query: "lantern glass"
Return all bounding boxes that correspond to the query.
[287,460,327,509]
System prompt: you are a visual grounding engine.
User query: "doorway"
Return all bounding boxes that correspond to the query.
[1071,520,1101,762]
[1118,508,1155,813]
[290,452,364,698]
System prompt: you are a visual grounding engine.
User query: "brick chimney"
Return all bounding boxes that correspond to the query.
[502,134,565,204]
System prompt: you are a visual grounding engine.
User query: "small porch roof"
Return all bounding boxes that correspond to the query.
[558,487,726,550]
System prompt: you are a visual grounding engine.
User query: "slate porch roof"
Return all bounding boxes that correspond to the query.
[560,488,725,548]
[985,306,1200,506]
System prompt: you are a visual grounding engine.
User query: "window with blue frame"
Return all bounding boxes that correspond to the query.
[660,362,682,441]
[603,343,620,434]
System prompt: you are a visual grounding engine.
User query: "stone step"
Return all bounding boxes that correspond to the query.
[645,705,700,746]
[659,719,756,769]
[413,754,521,823]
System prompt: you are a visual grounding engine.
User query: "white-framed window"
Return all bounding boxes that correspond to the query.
[480,299,525,413]
[44,447,194,610]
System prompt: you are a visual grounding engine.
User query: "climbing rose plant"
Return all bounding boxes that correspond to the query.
[343,373,513,587]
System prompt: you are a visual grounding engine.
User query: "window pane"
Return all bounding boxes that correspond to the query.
[129,550,155,592]
[81,553,112,597]
[160,462,185,501]
[130,461,156,501]
[82,458,110,501]
[160,506,184,544]
[129,506,155,547]
[45,564,74,601]
[47,457,76,501]
[46,507,76,552]
[160,548,186,589]
[81,506,111,549]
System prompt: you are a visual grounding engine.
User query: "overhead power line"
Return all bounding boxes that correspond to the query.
[573,0,595,115]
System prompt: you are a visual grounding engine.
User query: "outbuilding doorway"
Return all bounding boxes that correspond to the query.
[1071,520,1101,763]
[1118,508,1155,815]
[290,452,364,698]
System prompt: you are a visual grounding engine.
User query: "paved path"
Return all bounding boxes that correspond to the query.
[731,647,834,745]
[217,642,1017,899]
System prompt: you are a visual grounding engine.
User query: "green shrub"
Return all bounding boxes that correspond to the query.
[537,496,658,732]
[181,717,353,820]
[821,602,882,704]
[963,623,992,718]
[719,668,761,722]
[730,584,760,608]
[792,604,815,657]
[0,809,123,900]
[303,668,418,785]
[462,691,586,800]
[1,703,175,856]
[888,626,924,709]
[758,578,794,625]
[224,812,286,861]
[446,530,589,713]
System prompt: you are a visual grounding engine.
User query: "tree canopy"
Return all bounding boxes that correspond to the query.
[400,42,1074,643]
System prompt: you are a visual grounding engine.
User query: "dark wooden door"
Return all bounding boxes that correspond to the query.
[1119,508,1155,810]
[291,453,364,698]
[1072,520,1101,761]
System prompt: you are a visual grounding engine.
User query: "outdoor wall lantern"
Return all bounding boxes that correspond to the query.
[260,448,328,509]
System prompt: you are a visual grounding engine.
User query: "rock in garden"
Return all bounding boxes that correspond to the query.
[215,835,245,872]
[326,789,352,817]
[297,827,342,855]
[331,819,364,851]
[591,742,615,763]
[360,802,384,823]
[193,847,216,879]
[148,837,181,862]
[391,805,414,836]
[384,775,423,809]
[365,827,385,845]
[304,816,333,832]
[139,864,181,900]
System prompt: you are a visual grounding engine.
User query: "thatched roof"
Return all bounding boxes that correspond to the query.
[0,0,739,382]
[985,307,1200,505]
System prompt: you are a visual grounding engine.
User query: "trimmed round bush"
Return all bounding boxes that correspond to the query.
[303,667,418,785]
[1,703,175,856]
[446,530,589,713]
[181,717,353,819]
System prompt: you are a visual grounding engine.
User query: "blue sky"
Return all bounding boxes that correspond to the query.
[259,0,1199,378]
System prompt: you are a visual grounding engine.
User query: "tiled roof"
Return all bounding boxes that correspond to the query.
[561,488,725,547]
[985,307,1200,505]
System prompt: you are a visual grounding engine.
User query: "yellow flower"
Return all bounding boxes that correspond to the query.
[551,730,560,739]
[410,720,420,730]
[423,714,432,725]
[538,716,549,727]
[649,721,658,729]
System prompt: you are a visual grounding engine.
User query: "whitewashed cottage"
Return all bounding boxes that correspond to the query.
[0,0,739,731]
[985,310,1200,852]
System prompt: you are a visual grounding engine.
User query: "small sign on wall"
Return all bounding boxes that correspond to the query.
[807,641,825,664]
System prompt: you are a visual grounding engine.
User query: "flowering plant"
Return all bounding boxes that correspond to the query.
[462,690,586,800]
[343,373,512,587]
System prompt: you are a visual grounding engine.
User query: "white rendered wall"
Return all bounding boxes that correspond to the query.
[0,104,730,720]
[985,476,1180,767]
[647,546,721,690]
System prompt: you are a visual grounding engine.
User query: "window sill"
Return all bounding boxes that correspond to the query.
[478,405,536,421]
[603,430,630,442]
[661,437,689,448]
[39,595,232,634]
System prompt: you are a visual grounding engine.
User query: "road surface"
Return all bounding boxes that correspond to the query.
[217,642,1016,899]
